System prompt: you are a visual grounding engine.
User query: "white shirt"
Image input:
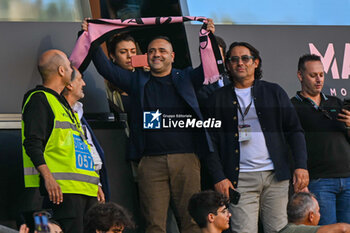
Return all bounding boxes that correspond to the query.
[235,87,274,172]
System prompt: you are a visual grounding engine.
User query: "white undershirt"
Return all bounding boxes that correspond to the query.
[235,87,274,172]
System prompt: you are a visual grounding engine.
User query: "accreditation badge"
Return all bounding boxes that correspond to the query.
[73,134,94,171]
[238,124,251,142]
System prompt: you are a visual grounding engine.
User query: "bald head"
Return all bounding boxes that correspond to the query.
[38,49,72,84]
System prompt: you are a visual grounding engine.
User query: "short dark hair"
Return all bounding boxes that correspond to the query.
[84,202,134,233]
[188,190,229,228]
[287,192,317,224]
[225,41,263,80]
[298,54,321,72]
[107,34,136,59]
[215,36,226,54]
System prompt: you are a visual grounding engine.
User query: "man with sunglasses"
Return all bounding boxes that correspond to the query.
[206,42,308,233]
[22,50,100,233]
[291,54,350,225]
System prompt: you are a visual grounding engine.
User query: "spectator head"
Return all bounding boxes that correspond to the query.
[287,192,320,226]
[61,67,85,105]
[188,190,231,231]
[84,202,134,233]
[147,36,174,77]
[37,49,73,87]
[215,36,226,62]
[107,34,137,71]
[225,42,262,81]
[297,54,324,97]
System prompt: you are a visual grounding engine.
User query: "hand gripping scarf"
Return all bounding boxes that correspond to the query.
[69,16,225,84]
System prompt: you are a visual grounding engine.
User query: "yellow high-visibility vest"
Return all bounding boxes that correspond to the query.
[22,90,98,197]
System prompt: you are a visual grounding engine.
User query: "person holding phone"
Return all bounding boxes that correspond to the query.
[18,210,63,233]
[104,33,138,117]
[19,221,62,233]
[291,54,350,225]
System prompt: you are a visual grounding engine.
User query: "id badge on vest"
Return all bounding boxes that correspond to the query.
[73,134,94,171]
[238,124,251,142]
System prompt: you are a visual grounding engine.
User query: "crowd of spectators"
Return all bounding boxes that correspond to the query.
[13,16,350,233]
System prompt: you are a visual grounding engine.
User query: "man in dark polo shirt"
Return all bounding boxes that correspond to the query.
[291,54,350,225]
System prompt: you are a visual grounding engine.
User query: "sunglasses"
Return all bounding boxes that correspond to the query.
[228,55,254,64]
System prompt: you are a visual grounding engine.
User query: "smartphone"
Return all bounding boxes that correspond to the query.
[33,211,50,233]
[131,54,148,67]
[229,188,240,205]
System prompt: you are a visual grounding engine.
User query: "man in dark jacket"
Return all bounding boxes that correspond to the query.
[86,20,215,233]
[62,67,110,203]
[206,42,309,233]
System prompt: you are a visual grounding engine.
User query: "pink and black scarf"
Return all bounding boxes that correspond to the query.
[70,16,224,84]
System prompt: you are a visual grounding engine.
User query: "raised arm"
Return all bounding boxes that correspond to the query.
[82,19,135,93]
[91,47,134,93]
[190,18,216,89]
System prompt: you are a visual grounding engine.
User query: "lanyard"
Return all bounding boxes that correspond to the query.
[236,87,254,124]
[297,93,333,120]
[60,98,87,141]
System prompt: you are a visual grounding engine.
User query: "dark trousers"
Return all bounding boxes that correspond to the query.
[138,153,201,233]
[44,194,97,233]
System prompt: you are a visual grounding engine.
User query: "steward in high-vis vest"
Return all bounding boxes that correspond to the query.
[22,89,99,196]
[22,49,99,233]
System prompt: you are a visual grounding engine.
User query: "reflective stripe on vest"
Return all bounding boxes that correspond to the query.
[55,121,79,131]
[22,90,98,197]
[52,173,99,184]
[23,167,39,176]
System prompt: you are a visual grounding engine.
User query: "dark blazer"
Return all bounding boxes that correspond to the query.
[92,48,213,161]
[81,117,110,201]
[206,80,307,187]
